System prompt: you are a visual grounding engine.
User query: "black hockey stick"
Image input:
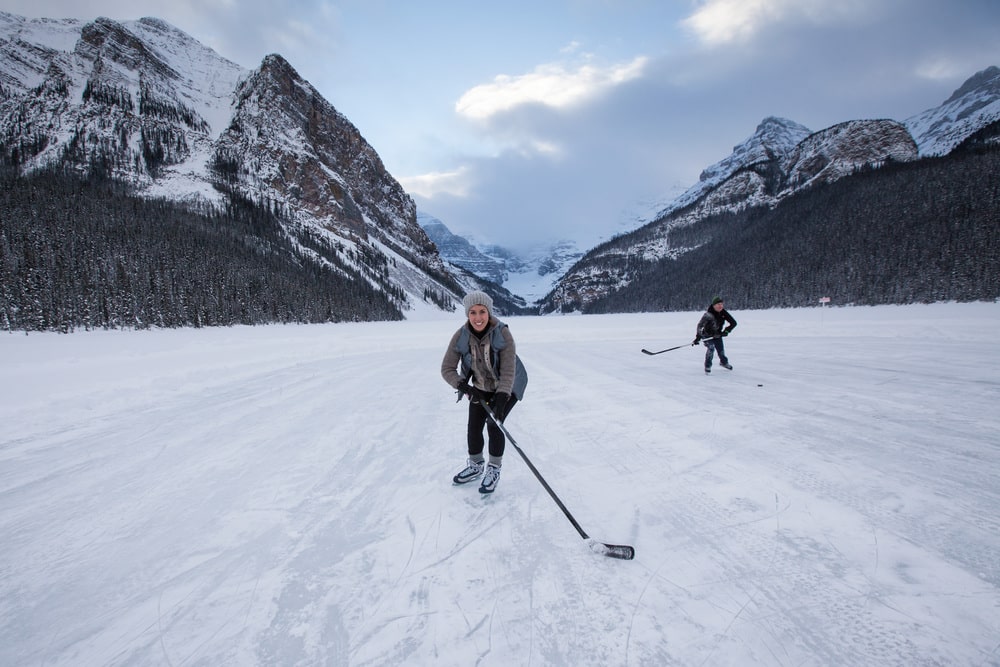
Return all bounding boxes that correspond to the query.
[641,343,691,355]
[482,403,635,560]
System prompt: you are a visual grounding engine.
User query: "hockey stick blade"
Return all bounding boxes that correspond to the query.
[480,404,635,562]
[642,344,688,356]
[587,539,635,560]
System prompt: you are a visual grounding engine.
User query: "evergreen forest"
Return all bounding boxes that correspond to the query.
[2,141,998,332]
[0,168,404,332]
[583,144,1000,313]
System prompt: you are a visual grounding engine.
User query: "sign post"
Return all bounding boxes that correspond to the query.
[818,296,830,324]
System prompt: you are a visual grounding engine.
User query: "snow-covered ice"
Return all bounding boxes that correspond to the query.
[1,303,998,666]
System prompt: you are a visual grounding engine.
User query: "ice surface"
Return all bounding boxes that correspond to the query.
[1,303,998,665]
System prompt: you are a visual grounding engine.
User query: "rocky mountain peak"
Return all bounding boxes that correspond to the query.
[906,66,1000,156]
[77,17,175,80]
[219,50,434,263]
[541,61,1000,313]
[660,116,812,219]
[420,215,507,284]
[944,65,1000,105]
[0,12,457,316]
[781,119,917,191]
[700,116,812,179]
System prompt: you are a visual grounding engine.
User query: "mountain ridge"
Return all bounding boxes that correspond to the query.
[0,11,462,326]
[539,66,1000,313]
[3,11,997,323]
[420,212,584,305]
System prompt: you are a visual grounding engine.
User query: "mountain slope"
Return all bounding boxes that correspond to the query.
[420,213,507,284]
[585,147,1000,313]
[0,12,461,328]
[420,212,583,305]
[906,65,1000,156]
[657,116,812,220]
[543,67,1000,313]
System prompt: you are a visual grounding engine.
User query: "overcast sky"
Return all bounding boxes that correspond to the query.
[4,1,999,250]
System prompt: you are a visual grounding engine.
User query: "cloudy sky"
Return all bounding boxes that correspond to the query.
[4,1,999,250]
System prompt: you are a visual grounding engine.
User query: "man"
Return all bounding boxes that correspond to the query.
[693,296,737,373]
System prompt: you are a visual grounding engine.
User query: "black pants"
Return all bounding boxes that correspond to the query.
[467,393,518,459]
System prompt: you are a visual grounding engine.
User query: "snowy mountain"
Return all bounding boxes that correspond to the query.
[420,212,583,306]
[419,212,507,284]
[905,65,1000,156]
[543,67,998,313]
[489,238,583,305]
[413,212,528,314]
[656,116,813,220]
[781,119,917,190]
[0,12,461,319]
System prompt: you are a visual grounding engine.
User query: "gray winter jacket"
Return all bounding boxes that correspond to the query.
[441,318,524,398]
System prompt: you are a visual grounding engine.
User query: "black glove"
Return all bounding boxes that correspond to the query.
[692,337,700,346]
[489,392,510,420]
[721,329,730,337]
[456,380,484,403]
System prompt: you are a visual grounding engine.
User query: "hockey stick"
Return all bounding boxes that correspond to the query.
[482,403,635,560]
[641,343,691,355]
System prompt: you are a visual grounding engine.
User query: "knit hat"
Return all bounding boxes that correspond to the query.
[711,296,724,305]
[463,291,494,315]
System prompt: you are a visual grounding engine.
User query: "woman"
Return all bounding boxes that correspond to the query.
[441,291,526,494]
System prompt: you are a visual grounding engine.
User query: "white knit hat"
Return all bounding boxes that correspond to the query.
[463,291,493,315]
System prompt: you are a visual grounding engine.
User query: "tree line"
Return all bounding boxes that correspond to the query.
[583,143,1000,313]
[0,167,404,332]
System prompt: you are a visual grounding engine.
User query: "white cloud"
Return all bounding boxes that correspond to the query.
[915,58,968,82]
[455,56,648,121]
[526,139,561,157]
[398,167,472,199]
[682,0,874,45]
[682,0,781,44]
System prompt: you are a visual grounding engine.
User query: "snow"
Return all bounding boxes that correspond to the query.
[2,302,999,666]
[501,264,568,305]
[0,14,81,90]
[123,17,246,142]
[656,117,813,220]
[0,13,80,55]
[904,67,1000,157]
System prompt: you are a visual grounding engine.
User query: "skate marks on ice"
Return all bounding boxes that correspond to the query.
[519,325,998,665]
[2,306,999,665]
[607,343,999,663]
[331,467,642,665]
[621,468,992,666]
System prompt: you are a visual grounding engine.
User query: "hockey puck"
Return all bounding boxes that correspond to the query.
[757,384,763,387]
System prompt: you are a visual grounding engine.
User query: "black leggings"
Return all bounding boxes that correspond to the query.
[467,394,518,459]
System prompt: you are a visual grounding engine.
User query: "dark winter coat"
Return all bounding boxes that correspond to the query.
[696,306,737,341]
